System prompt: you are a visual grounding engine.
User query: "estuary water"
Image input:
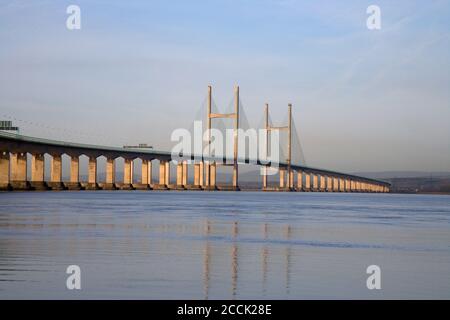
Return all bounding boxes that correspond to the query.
[0,191,449,299]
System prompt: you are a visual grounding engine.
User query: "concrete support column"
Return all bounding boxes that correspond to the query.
[141,160,150,185]
[304,173,311,191]
[279,168,286,188]
[312,174,318,191]
[205,163,210,187]
[326,176,332,192]
[124,159,133,184]
[31,154,45,182]
[333,177,339,192]
[148,161,152,185]
[345,179,350,192]
[210,163,216,188]
[339,178,345,192]
[297,171,303,190]
[0,152,9,188]
[263,166,268,189]
[158,161,166,185]
[106,158,115,184]
[50,155,62,183]
[164,161,170,186]
[70,156,79,183]
[182,161,188,186]
[199,162,204,187]
[10,152,27,182]
[194,163,201,186]
[319,175,326,191]
[289,170,294,189]
[88,157,97,184]
[176,163,183,186]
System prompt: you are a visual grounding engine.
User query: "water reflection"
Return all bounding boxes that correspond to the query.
[0,192,449,299]
[198,218,293,299]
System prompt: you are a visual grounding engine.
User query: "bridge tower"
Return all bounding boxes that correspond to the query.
[205,85,240,190]
[263,103,293,191]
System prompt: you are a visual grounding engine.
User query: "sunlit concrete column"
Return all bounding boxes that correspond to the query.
[157,160,166,186]
[199,162,204,187]
[194,163,200,186]
[176,162,183,186]
[312,174,318,191]
[279,168,286,188]
[70,156,79,183]
[182,161,188,186]
[205,162,211,187]
[339,178,345,192]
[31,154,44,183]
[345,179,350,192]
[289,170,294,189]
[297,171,303,191]
[263,166,268,189]
[304,173,311,191]
[165,161,170,186]
[106,158,115,184]
[319,175,326,191]
[209,163,216,189]
[0,152,9,189]
[48,154,65,190]
[141,159,150,185]
[50,154,62,182]
[88,157,97,184]
[10,152,27,182]
[327,176,332,191]
[124,159,133,184]
[333,177,339,192]
[30,154,46,190]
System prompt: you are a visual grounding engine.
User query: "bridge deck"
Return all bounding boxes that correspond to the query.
[0,131,390,186]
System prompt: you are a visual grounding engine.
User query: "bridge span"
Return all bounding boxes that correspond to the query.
[0,131,390,192]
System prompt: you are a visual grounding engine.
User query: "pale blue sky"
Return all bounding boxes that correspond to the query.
[0,0,449,172]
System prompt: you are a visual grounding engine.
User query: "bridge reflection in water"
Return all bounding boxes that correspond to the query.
[201,219,293,300]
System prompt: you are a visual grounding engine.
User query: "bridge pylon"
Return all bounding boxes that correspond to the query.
[262,103,294,191]
[204,85,240,191]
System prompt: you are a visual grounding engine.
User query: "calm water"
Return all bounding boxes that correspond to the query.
[0,191,449,299]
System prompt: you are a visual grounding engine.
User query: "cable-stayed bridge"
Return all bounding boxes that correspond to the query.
[0,86,390,192]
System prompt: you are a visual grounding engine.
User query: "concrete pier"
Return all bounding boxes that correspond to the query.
[30,154,47,190]
[312,174,318,191]
[85,156,99,190]
[0,151,10,190]
[319,175,326,192]
[65,156,82,190]
[304,173,311,191]
[101,158,116,190]
[48,154,65,190]
[297,171,303,191]
[10,152,29,190]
